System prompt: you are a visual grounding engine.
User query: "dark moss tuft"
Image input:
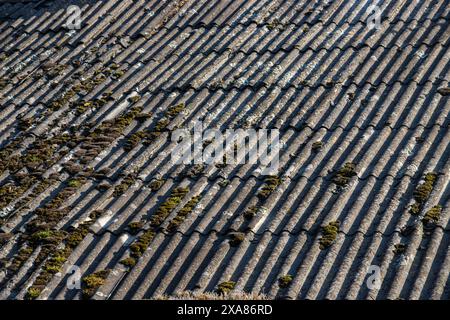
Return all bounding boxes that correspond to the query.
[217,281,236,295]
[332,163,357,187]
[229,232,245,247]
[278,275,293,288]
[319,221,340,249]
[82,269,110,299]
[423,205,442,226]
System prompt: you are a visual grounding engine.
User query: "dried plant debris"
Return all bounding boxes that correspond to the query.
[332,162,357,187]
[319,221,340,249]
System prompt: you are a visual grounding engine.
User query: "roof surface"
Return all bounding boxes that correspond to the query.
[0,0,449,300]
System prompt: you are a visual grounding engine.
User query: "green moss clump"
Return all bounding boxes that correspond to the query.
[0,77,11,90]
[257,176,281,199]
[332,163,357,187]
[119,257,137,268]
[166,103,185,119]
[97,182,111,191]
[124,131,147,151]
[167,195,201,233]
[128,95,141,104]
[0,52,7,62]
[150,187,189,227]
[128,221,144,235]
[7,247,34,273]
[423,205,442,225]
[319,221,340,249]
[218,179,229,187]
[26,286,42,300]
[130,229,155,258]
[127,187,190,263]
[217,281,236,295]
[113,175,136,196]
[229,232,245,247]
[413,172,437,203]
[112,70,125,79]
[149,179,165,191]
[29,230,66,246]
[82,270,110,299]
[409,203,421,215]
[42,63,66,79]
[135,112,153,122]
[67,178,82,188]
[278,275,293,288]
